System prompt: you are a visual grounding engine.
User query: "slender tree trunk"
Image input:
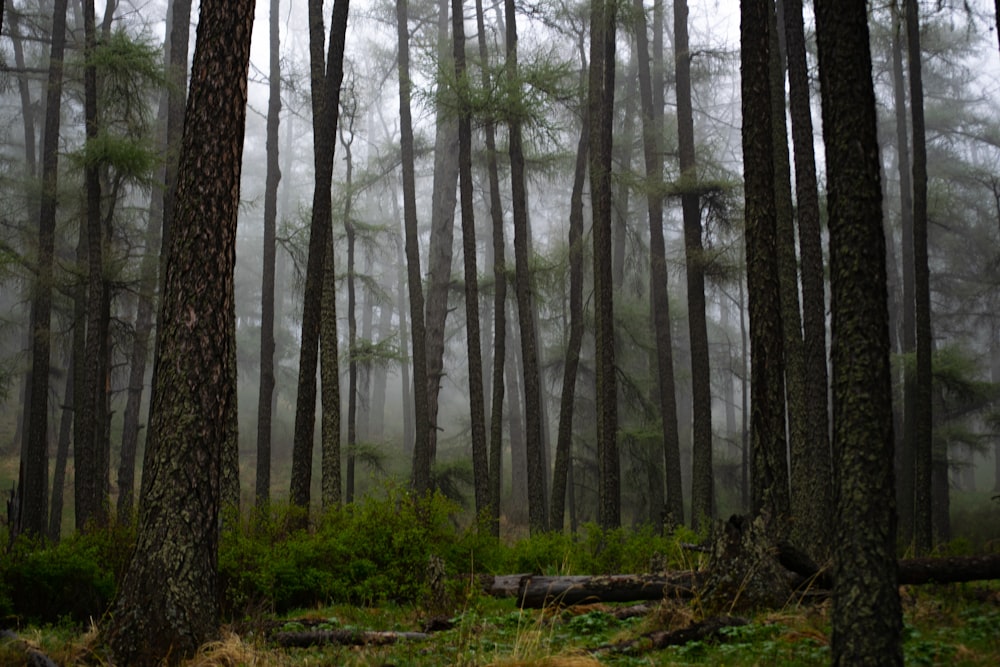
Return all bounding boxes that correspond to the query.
[255,0,282,508]
[589,0,619,530]
[397,0,432,494]
[344,123,358,505]
[105,0,254,657]
[48,344,73,541]
[904,0,933,557]
[506,310,527,521]
[475,0,506,536]
[451,0,489,518]
[741,0,789,532]
[889,0,917,546]
[289,0,350,513]
[424,0,460,465]
[814,0,903,660]
[781,0,832,561]
[612,57,636,292]
[634,0,683,529]
[6,3,37,176]
[19,0,70,539]
[321,206,342,508]
[506,0,547,533]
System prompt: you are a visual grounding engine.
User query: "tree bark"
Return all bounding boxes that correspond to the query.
[589,0,619,531]
[518,573,698,609]
[104,0,254,659]
[814,0,904,661]
[289,0,350,513]
[255,0,282,508]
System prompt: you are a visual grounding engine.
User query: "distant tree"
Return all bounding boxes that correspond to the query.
[675,0,713,530]
[289,0,350,513]
[104,0,254,660]
[589,0,619,529]
[255,0,282,507]
[18,0,70,539]
[814,0,903,661]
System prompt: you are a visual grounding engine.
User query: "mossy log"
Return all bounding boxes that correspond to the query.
[517,572,700,608]
[272,630,429,648]
[599,615,750,654]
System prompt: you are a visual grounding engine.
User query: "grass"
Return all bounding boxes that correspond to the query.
[1,583,998,665]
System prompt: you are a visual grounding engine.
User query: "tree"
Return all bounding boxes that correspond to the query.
[780,0,833,561]
[633,0,684,529]
[814,0,903,661]
[589,0,619,530]
[741,0,789,531]
[255,0,282,507]
[289,0,350,513]
[905,0,934,555]
[398,0,432,495]
[452,0,490,518]
[104,0,254,660]
[18,0,70,539]
[675,0,712,530]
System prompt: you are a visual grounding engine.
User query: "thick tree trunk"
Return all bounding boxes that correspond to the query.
[321,192,342,508]
[104,0,254,659]
[814,0,904,661]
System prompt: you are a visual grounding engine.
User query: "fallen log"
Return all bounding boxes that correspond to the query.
[898,553,1000,585]
[481,573,532,598]
[517,572,700,609]
[273,629,430,648]
[599,615,750,654]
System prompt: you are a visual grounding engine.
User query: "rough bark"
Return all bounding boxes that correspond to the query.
[675,0,712,531]
[589,0,619,530]
[321,193,342,508]
[814,0,904,661]
[104,0,254,660]
[289,0,350,512]
[741,0,789,529]
[255,0,281,507]
[780,0,833,564]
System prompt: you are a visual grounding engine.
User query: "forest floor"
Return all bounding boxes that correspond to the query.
[3,581,999,666]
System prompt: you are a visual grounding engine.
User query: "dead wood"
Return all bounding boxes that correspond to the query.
[272,629,429,648]
[599,615,750,653]
[517,572,700,609]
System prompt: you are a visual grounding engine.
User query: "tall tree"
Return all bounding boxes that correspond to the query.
[741,0,789,530]
[780,0,832,560]
[398,0,432,494]
[451,0,489,518]
[675,0,712,530]
[474,0,507,535]
[289,0,350,513]
[905,0,933,555]
[255,0,282,507]
[104,0,254,659]
[121,0,193,521]
[814,0,903,661]
[589,0,619,529]
[18,0,70,539]
[343,116,358,504]
[633,0,684,528]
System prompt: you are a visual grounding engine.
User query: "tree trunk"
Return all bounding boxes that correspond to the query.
[505,311,527,521]
[48,344,73,541]
[634,0,684,529]
[19,0,70,539]
[904,0,933,557]
[289,0,350,513]
[814,0,903,661]
[675,0,712,531]
[423,0,460,466]
[507,0,547,533]
[780,0,832,563]
[321,210,342,508]
[397,0,432,494]
[104,0,254,659]
[475,0,507,536]
[589,0,619,530]
[451,0,489,518]
[741,0,789,531]
[255,0,282,508]
[344,121,358,505]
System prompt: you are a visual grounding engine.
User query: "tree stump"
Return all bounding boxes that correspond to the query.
[698,515,791,614]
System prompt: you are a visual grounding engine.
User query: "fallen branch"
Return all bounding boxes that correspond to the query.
[273,629,429,648]
[517,572,700,609]
[599,615,750,654]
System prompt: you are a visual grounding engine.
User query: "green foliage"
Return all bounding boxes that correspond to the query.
[0,524,134,625]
